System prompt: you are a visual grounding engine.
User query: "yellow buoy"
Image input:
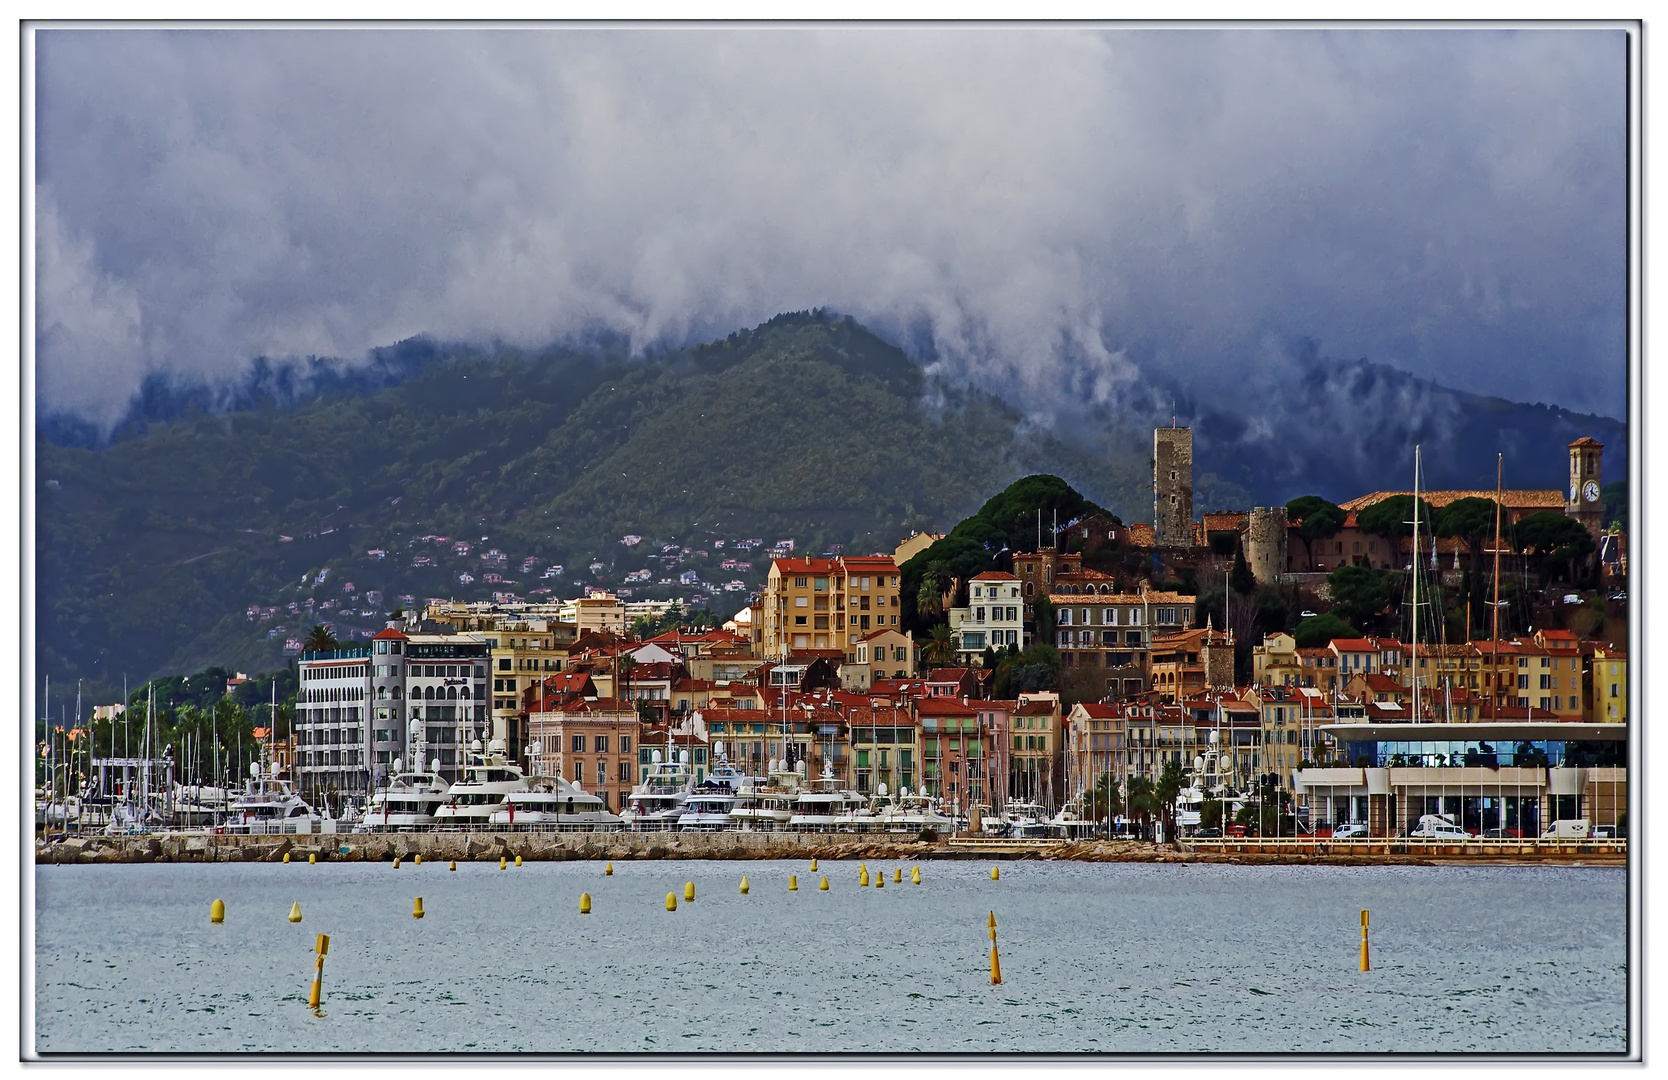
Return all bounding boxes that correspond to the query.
[991,865,1000,880]
[210,898,225,924]
[393,856,401,869]
[819,875,829,891]
[989,910,997,935]
[740,875,750,895]
[876,874,884,889]
[860,868,870,886]
[606,862,614,876]
[288,901,303,923]
[911,865,921,884]
[413,897,425,919]
[894,868,901,883]
[1361,909,1370,972]
[990,945,1002,985]
[810,859,818,871]
[500,857,507,870]
[515,855,523,867]
[580,893,592,914]
[685,881,696,902]
[283,852,291,864]
[308,853,316,865]
[414,854,421,866]
[448,860,457,872]
[666,892,678,911]
[789,875,798,891]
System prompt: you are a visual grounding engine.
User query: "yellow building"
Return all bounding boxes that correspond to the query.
[893,531,943,568]
[1590,648,1627,723]
[760,555,901,658]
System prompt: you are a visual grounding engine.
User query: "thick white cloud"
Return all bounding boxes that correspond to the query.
[33,27,1626,430]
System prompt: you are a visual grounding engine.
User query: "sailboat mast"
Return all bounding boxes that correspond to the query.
[1412,446,1420,722]
[1491,454,1503,721]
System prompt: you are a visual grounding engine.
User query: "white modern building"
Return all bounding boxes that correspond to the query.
[948,571,1025,662]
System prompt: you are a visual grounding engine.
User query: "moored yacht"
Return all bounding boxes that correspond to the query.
[728,761,800,830]
[489,776,622,830]
[676,786,739,830]
[432,740,529,828]
[225,762,321,834]
[788,762,869,830]
[872,785,954,833]
[358,763,453,831]
[621,749,695,829]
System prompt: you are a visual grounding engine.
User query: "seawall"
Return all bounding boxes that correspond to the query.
[33,832,1624,867]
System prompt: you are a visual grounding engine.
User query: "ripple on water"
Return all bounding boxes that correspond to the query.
[34,859,1626,1053]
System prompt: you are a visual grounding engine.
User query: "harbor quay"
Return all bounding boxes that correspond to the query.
[35,830,1622,866]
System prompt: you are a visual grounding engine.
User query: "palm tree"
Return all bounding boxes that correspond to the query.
[1155,758,1186,847]
[922,624,956,668]
[303,624,339,654]
[1125,776,1158,839]
[916,562,950,619]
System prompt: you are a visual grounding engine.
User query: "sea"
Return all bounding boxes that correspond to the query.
[33,858,1627,1055]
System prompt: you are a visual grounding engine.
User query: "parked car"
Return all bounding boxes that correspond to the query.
[1193,827,1223,839]
[1591,825,1616,839]
[1481,828,1523,839]
[1331,822,1369,840]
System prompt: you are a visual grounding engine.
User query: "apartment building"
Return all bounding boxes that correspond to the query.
[525,699,638,811]
[759,555,902,658]
[947,571,1025,662]
[1049,588,1196,699]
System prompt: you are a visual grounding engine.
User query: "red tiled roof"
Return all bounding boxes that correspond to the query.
[971,571,1019,581]
[1339,490,1564,512]
[371,626,408,640]
[916,698,979,716]
[772,557,838,574]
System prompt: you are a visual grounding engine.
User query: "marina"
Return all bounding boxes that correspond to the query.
[32,859,1626,1053]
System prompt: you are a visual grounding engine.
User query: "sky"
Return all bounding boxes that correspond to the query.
[33,27,1628,434]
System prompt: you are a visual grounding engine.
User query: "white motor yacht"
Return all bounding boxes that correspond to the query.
[359,763,453,831]
[171,782,230,829]
[489,776,623,830]
[676,786,739,830]
[727,761,800,830]
[873,785,954,833]
[1046,805,1098,838]
[1005,800,1054,838]
[621,749,695,829]
[432,740,529,828]
[225,762,321,834]
[788,762,869,830]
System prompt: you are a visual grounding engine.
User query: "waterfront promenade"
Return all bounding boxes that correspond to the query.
[35,831,1625,866]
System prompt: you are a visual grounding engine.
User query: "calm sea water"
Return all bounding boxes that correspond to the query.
[33,859,1626,1055]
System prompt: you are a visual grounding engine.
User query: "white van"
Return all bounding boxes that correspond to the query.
[1409,814,1471,839]
[1331,822,1369,839]
[1542,819,1591,839]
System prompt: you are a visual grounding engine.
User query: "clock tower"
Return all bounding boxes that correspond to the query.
[1567,436,1605,545]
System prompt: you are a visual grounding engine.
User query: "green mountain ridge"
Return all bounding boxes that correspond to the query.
[37,311,1148,700]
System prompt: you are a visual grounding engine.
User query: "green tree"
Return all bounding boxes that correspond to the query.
[915,561,950,621]
[1032,595,1056,643]
[1328,564,1396,631]
[1155,757,1186,847]
[1229,543,1255,596]
[1356,495,1437,564]
[1513,511,1596,585]
[302,625,340,654]
[1200,798,1224,831]
[1292,612,1357,648]
[1434,496,1500,571]
[1601,480,1627,530]
[922,624,957,668]
[1081,772,1123,825]
[1286,495,1346,570]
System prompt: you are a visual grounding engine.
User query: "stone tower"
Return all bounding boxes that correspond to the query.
[1567,437,1604,545]
[1246,506,1289,586]
[1153,426,1194,547]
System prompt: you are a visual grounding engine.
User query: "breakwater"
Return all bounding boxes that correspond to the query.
[33,832,1624,866]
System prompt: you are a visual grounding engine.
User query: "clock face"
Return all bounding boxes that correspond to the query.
[1584,480,1601,503]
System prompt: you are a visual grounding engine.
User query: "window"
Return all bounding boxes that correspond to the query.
[619,761,631,782]
[795,576,807,587]
[572,734,586,752]
[795,596,808,607]
[595,735,608,754]
[814,577,828,591]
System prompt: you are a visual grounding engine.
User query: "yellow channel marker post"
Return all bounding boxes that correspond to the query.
[1360,910,1370,972]
[666,892,678,912]
[911,865,921,885]
[606,862,614,876]
[740,875,750,895]
[413,897,425,919]
[308,934,329,1008]
[989,911,1001,985]
[789,875,798,891]
[819,875,829,891]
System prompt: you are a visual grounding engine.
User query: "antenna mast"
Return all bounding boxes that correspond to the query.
[1411,445,1420,722]
[1491,454,1503,722]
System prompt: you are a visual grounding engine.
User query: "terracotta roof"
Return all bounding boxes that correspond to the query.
[839,555,899,569]
[1569,436,1603,448]
[1201,512,1248,532]
[371,626,408,640]
[1339,490,1565,512]
[917,698,979,716]
[772,557,838,574]
[859,628,907,642]
[927,668,973,681]
[970,571,1019,581]
[1072,703,1121,719]
[1048,590,1195,604]
[1125,524,1156,546]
